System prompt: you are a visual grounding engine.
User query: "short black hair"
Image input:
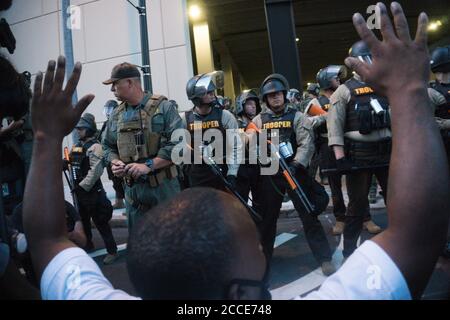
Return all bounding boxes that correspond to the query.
[127,188,236,300]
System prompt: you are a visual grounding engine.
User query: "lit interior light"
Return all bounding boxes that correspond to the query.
[189,5,202,20]
[428,20,442,32]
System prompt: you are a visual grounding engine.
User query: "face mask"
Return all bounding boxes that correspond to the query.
[225,279,272,300]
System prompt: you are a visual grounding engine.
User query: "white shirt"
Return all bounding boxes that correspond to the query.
[41,240,411,300]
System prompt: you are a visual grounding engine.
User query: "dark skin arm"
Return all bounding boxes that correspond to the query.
[23,57,94,281]
[345,2,450,299]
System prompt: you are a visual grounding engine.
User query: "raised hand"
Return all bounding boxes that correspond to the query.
[344,2,429,99]
[31,56,95,141]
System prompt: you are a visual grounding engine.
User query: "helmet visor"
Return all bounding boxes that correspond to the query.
[326,65,347,79]
[195,71,225,95]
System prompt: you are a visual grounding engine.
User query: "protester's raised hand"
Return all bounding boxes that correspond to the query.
[31,56,95,141]
[345,2,429,98]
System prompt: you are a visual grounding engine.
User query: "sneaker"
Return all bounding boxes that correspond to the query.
[332,221,345,235]
[103,253,118,265]
[321,261,336,276]
[363,220,382,234]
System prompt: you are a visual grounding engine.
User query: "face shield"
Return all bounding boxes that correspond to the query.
[326,65,347,80]
[194,71,225,98]
[103,100,118,119]
[287,90,301,103]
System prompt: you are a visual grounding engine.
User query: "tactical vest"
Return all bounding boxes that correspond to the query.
[116,95,167,163]
[318,95,331,112]
[185,107,226,161]
[70,139,102,190]
[237,116,253,161]
[317,95,330,136]
[260,107,298,158]
[344,78,391,134]
[430,81,450,119]
[237,116,249,133]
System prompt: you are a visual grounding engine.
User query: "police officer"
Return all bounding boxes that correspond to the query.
[182,71,240,191]
[99,100,125,210]
[102,63,182,231]
[234,89,261,203]
[252,74,335,277]
[309,65,348,235]
[311,66,382,235]
[328,41,392,258]
[298,83,320,113]
[429,45,450,258]
[71,113,118,264]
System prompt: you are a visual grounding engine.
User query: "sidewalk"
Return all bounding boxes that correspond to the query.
[64,173,386,229]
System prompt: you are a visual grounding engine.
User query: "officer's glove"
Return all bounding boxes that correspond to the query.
[226,175,237,190]
[336,158,354,173]
[288,161,305,177]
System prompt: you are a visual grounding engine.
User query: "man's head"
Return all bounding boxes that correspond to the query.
[260,74,289,114]
[103,100,118,120]
[0,55,30,120]
[316,65,347,91]
[75,113,97,141]
[430,45,450,83]
[126,188,267,300]
[286,88,301,104]
[103,63,142,102]
[186,71,225,111]
[306,83,320,98]
[348,41,372,78]
[235,90,260,119]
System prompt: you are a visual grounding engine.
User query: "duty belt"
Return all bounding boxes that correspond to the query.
[345,138,392,166]
[345,139,391,153]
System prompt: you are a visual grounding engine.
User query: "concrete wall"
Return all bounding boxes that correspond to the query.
[1,0,195,148]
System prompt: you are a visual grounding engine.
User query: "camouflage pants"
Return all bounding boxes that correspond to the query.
[124,177,180,232]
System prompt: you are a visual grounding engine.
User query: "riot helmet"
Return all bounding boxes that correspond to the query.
[186,71,225,106]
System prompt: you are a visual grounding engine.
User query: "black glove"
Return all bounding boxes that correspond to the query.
[288,161,305,176]
[227,175,237,190]
[336,158,354,173]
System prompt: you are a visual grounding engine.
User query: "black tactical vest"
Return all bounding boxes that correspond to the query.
[430,81,450,120]
[344,78,391,134]
[70,139,102,190]
[260,107,298,157]
[317,95,330,136]
[318,95,331,112]
[185,107,226,159]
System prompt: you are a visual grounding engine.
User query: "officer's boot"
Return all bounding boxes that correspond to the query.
[321,261,336,276]
[363,220,382,234]
[332,221,345,235]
